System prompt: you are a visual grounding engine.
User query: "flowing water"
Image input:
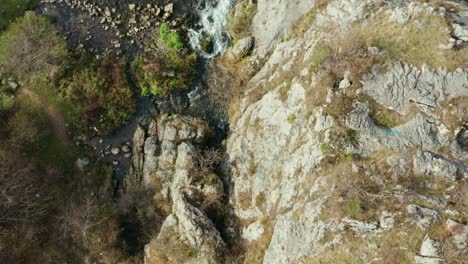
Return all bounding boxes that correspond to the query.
[187,0,235,58]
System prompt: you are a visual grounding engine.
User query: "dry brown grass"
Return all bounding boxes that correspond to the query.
[242,217,274,264]
[305,30,376,113]
[288,0,331,40]
[362,12,468,70]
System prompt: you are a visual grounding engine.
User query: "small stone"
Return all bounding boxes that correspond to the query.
[122,145,130,153]
[75,157,90,171]
[9,82,18,90]
[111,147,120,155]
[129,4,136,11]
[112,160,119,166]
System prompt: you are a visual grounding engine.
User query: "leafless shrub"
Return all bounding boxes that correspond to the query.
[0,150,52,224]
[196,148,224,177]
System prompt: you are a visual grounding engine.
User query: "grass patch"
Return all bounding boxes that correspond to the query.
[311,225,424,263]
[362,13,468,70]
[255,192,266,208]
[11,95,77,172]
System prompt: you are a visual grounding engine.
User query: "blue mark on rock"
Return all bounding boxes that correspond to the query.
[384,128,400,136]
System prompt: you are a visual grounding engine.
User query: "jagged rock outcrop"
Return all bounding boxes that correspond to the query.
[362,63,468,116]
[127,114,225,263]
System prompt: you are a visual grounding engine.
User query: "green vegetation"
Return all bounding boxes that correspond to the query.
[228,0,257,42]
[61,56,135,134]
[194,173,219,187]
[0,0,38,32]
[0,11,67,79]
[159,23,184,50]
[287,114,296,123]
[308,42,332,72]
[133,24,196,96]
[0,96,14,111]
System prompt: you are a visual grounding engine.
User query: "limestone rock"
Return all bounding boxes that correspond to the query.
[252,0,316,55]
[75,157,90,171]
[413,150,467,181]
[453,23,468,41]
[362,63,468,116]
[446,219,468,249]
[406,204,441,229]
[229,36,255,59]
[414,235,444,264]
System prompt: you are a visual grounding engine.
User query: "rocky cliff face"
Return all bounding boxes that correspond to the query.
[224,0,468,263]
[131,0,467,263]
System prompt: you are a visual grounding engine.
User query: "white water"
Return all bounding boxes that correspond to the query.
[187,0,235,58]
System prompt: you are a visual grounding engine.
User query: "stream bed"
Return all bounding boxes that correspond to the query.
[83,0,235,188]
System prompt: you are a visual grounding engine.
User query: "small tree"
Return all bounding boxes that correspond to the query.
[0,11,67,79]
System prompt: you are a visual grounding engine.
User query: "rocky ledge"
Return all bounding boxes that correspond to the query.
[126,114,225,263]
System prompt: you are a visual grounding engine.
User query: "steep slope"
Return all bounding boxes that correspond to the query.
[222,0,468,263]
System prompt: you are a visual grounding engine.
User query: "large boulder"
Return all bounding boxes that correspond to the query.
[229,36,255,59]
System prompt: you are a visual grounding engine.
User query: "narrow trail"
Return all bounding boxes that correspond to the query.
[21,89,69,144]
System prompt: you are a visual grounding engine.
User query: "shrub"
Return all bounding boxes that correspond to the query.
[0,11,67,79]
[62,55,135,135]
[0,96,14,111]
[134,24,196,97]
[7,96,50,148]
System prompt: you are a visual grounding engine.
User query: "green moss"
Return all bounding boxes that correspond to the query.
[0,96,15,111]
[159,23,184,50]
[321,143,331,153]
[135,25,196,97]
[287,114,296,123]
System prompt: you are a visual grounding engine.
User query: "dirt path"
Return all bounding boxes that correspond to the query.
[21,89,69,144]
